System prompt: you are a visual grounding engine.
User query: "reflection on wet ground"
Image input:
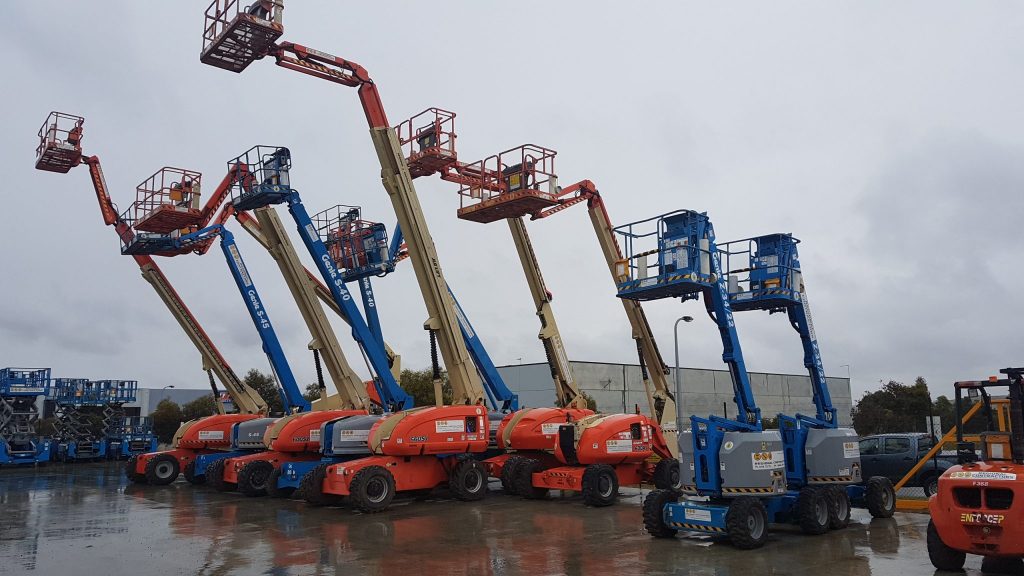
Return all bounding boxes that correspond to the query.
[0,463,989,575]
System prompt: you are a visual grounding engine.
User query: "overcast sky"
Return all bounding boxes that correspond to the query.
[3,2,1023,406]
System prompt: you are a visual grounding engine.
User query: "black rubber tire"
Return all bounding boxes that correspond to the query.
[865,476,896,519]
[183,459,203,485]
[726,497,769,550]
[652,458,681,490]
[581,464,619,508]
[450,458,488,501]
[205,458,232,492]
[513,459,549,500]
[921,473,940,498]
[643,489,679,538]
[144,454,180,486]
[125,456,146,484]
[927,519,966,571]
[265,465,294,499]
[501,456,528,495]
[238,460,274,497]
[827,485,852,530]
[348,465,396,513]
[797,486,830,535]
[301,463,342,507]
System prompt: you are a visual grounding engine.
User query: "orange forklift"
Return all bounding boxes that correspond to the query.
[928,367,1024,570]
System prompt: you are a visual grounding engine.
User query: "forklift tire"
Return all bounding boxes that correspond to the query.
[513,459,549,500]
[183,460,203,485]
[642,489,679,538]
[726,497,769,549]
[581,464,619,507]
[652,458,681,490]
[827,485,852,530]
[927,519,966,571]
[797,486,830,535]
[144,454,180,486]
[450,458,488,501]
[348,465,396,513]
[266,466,294,499]
[205,458,231,492]
[865,477,896,518]
[125,456,146,484]
[301,463,342,507]
[238,460,274,497]
[501,456,529,495]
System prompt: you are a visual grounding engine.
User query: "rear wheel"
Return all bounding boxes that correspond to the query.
[125,456,146,484]
[501,456,528,495]
[450,458,488,501]
[827,485,852,530]
[183,460,202,485]
[205,459,231,492]
[797,486,830,535]
[581,464,619,507]
[865,477,896,518]
[266,466,294,498]
[726,497,769,550]
[301,463,342,507]
[513,459,549,500]
[144,454,179,486]
[642,489,679,538]
[652,458,681,490]
[349,465,396,513]
[927,519,966,571]
[238,460,274,497]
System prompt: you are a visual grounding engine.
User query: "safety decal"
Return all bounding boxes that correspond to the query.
[949,471,1017,481]
[606,439,633,453]
[541,423,562,435]
[683,508,712,522]
[340,429,370,440]
[435,420,465,433]
[309,429,321,442]
[751,450,785,470]
[198,430,225,440]
[843,442,860,459]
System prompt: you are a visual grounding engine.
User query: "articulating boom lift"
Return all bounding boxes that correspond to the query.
[0,368,53,465]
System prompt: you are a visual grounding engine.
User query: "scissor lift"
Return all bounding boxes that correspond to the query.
[53,379,110,461]
[0,368,53,466]
[111,416,159,459]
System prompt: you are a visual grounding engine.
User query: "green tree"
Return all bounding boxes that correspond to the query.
[150,399,183,444]
[303,382,325,403]
[400,368,452,407]
[244,369,283,415]
[181,395,218,421]
[852,377,935,435]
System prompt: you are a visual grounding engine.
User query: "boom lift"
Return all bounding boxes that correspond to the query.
[0,368,53,466]
[35,112,273,483]
[928,368,1024,570]
[719,234,894,524]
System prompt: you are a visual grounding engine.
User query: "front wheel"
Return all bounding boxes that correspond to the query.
[642,489,679,538]
[513,459,549,500]
[450,458,488,501]
[349,465,396,513]
[827,485,852,530]
[581,464,619,507]
[501,456,528,496]
[652,458,681,490]
[125,456,146,484]
[301,463,341,507]
[183,459,202,485]
[726,497,769,550]
[266,466,294,499]
[238,460,274,497]
[927,520,966,571]
[797,486,830,535]
[865,477,896,518]
[144,454,180,486]
[205,458,231,492]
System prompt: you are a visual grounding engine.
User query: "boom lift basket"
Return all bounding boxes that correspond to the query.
[229,146,293,210]
[454,145,559,223]
[313,205,394,282]
[0,368,52,397]
[719,234,803,312]
[201,0,283,73]
[35,112,84,173]
[614,210,716,301]
[395,108,458,178]
[131,168,203,234]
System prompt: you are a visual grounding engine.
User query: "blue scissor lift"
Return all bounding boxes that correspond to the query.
[0,368,53,466]
[617,210,835,549]
[224,147,519,494]
[94,380,158,459]
[53,379,110,461]
[718,234,896,523]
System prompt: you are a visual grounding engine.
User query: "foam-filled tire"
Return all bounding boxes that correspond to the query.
[827,485,852,529]
[642,489,679,538]
[652,458,681,490]
[927,519,966,571]
[501,456,528,495]
[237,460,274,497]
[513,459,549,500]
[726,497,769,550]
[266,465,294,499]
[450,458,488,501]
[301,463,342,507]
[581,464,619,507]
[205,458,232,492]
[125,456,146,484]
[348,465,396,513]
[865,477,896,519]
[144,454,179,486]
[797,486,830,535]
[183,459,203,485]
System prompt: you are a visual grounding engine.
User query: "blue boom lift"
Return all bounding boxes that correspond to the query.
[0,368,53,466]
[718,234,896,525]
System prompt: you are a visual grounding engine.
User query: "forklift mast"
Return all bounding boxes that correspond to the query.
[199,9,488,407]
[34,112,269,415]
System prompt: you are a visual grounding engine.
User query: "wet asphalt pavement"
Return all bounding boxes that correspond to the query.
[0,462,1000,576]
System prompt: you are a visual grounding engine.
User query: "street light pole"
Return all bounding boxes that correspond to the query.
[673,316,694,430]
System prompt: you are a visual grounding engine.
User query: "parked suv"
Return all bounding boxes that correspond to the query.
[858,433,957,496]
